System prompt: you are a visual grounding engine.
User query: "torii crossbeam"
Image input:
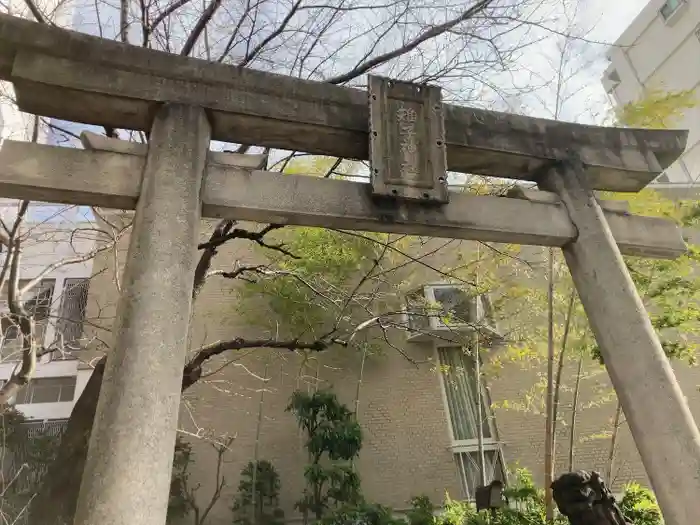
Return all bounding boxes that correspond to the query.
[0,13,698,525]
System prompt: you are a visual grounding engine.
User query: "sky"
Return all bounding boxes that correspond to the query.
[500,0,652,125]
[588,0,648,42]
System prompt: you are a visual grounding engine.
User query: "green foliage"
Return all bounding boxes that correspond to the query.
[404,496,435,525]
[168,435,194,523]
[287,389,363,520]
[321,502,406,525]
[594,189,700,365]
[615,88,697,129]
[232,460,285,525]
[319,468,664,525]
[619,483,663,525]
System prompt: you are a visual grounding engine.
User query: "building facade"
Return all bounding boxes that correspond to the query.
[0,0,96,423]
[80,212,700,525]
[601,0,700,184]
[0,202,95,421]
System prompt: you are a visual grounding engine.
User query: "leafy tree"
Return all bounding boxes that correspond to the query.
[231,460,285,525]
[287,390,363,522]
[7,0,568,522]
[615,88,697,129]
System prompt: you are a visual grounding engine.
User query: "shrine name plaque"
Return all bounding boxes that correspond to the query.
[368,75,448,204]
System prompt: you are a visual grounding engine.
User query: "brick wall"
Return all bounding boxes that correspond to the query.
[83,214,700,524]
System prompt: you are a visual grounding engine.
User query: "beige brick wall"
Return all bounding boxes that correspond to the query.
[82,214,700,524]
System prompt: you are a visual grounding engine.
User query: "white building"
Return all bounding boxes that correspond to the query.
[0,203,96,421]
[0,3,96,423]
[602,0,700,185]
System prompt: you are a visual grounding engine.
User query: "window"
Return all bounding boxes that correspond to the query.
[438,347,491,441]
[0,279,56,359]
[438,346,505,499]
[432,287,474,328]
[455,449,505,500]
[660,0,684,21]
[405,285,484,330]
[55,278,90,352]
[15,376,77,404]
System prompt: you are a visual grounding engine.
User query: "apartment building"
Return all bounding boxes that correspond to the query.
[601,0,700,184]
[0,0,95,424]
[0,202,94,421]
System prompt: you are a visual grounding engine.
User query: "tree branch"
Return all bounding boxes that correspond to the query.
[237,0,304,67]
[182,337,345,390]
[197,224,298,259]
[22,0,47,24]
[180,0,223,57]
[326,0,494,84]
[193,220,236,299]
[149,0,194,34]
[18,228,125,297]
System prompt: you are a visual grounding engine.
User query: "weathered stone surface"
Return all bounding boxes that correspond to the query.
[541,158,700,525]
[0,13,688,191]
[73,104,211,525]
[0,140,686,259]
[369,75,448,203]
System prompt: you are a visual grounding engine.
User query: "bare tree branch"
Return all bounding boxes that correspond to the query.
[238,0,304,67]
[22,0,47,24]
[180,0,222,57]
[193,220,235,299]
[326,0,494,84]
[197,224,298,259]
[182,337,346,389]
[149,0,194,35]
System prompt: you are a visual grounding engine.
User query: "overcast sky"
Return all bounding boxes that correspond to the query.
[588,0,648,42]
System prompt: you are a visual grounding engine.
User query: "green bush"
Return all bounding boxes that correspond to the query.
[287,389,363,520]
[619,483,663,525]
[231,460,285,525]
[320,468,664,525]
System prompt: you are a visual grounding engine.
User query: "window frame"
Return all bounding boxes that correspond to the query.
[404,283,497,334]
[435,344,506,499]
[54,277,90,359]
[660,0,685,22]
[14,375,77,405]
[0,279,57,359]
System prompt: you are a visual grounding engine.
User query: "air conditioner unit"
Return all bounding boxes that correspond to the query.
[402,284,501,343]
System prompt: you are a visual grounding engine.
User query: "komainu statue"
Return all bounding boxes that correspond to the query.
[551,471,633,525]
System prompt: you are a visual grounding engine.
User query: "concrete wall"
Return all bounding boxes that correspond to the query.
[601,0,700,184]
[83,209,700,525]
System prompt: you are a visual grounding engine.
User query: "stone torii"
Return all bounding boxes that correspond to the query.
[0,13,699,525]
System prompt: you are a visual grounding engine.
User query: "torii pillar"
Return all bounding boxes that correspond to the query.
[72,104,210,525]
[0,13,698,525]
[541,158,700,525]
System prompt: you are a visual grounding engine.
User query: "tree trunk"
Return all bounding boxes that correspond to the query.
[606,401,623,482]
[545,248,556,524]
[28,356,107,525]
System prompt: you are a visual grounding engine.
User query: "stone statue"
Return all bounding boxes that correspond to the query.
[551,471,633,525]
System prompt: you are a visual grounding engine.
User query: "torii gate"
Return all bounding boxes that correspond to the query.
[0,13,699,525]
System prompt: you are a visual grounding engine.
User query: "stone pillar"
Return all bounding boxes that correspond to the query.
[540,157,700,525]
[73,104,210,525]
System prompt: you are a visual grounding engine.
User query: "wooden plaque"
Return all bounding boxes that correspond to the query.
[368,75,448,203]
